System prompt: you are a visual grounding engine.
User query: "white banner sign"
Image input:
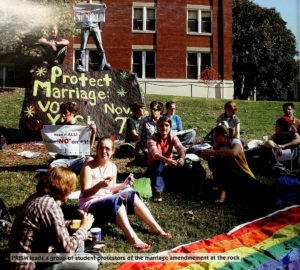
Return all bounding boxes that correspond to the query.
[73,3,106,23]
[42,125,90,156]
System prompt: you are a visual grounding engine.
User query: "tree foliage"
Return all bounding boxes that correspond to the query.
[0,0,80,57]
[233,0,298,100]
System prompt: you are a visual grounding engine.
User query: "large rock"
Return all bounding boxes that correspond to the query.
[19,64,145,139]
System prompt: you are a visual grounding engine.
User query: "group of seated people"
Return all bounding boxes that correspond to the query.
[9,100,300,269]
[246,102,300,174]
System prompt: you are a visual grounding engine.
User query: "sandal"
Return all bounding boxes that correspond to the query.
[151,231,172,239]
[132,243,150,251]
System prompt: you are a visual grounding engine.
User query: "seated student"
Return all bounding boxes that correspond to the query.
[217,101,241,138]
[147,116,186,202]
[201,126,256,203]
[80,137,171,251]
[282,103,300,133]
[268,116,300,172]
[9,167,97,270]
[134,101,163,156]
[37,24,69,64]
[125,101,146,144]
[49,102,96,172]
[163,101,196,146]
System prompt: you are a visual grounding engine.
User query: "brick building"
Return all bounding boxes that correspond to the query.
[1,0,233,98]
[64,0,233,98]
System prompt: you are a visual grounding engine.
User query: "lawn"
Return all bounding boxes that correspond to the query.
[0,89,299,269]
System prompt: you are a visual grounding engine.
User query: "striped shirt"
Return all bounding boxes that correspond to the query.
[147,134,185,166]
[9,194,88,270]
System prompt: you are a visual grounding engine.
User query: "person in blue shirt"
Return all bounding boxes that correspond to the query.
[163,101,196,146]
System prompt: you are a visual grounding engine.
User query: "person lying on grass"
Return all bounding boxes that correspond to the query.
[9,167,97,270]
[201,126,256,204]
[79,137,171,252]
[147,116,187,202]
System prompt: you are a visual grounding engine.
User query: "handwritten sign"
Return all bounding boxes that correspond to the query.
[42,125,90,156]
[19,64,146,139]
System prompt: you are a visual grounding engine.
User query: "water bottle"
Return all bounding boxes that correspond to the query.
[125,173,134,187]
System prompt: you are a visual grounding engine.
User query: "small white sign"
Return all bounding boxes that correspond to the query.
[73,3,106,23]
[42,125,90,156]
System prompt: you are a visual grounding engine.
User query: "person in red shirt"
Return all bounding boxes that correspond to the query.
[147,116,186,202]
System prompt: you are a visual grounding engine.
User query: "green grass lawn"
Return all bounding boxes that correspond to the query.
[1,89,299,269]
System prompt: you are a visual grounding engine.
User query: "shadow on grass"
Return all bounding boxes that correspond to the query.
[0,127,42,144]
[0,248,10,270]
[0,165,47,173]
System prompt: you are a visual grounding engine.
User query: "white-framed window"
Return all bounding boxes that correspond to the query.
[187,52,211,79]
[132,50,155,79]
[74,49,101,71]
[187,9,212,34]
[132,7,156,32]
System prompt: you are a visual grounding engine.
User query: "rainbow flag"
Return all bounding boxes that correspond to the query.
[117,205,300,270]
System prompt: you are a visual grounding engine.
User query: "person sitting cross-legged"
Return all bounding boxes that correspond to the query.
[9,167,98,270]
[48,102,96,173]
[163,101,196,146]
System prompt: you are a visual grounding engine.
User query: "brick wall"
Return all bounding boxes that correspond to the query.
[67,0,232,80]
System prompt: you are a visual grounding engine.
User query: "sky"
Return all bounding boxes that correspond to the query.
[252,0,300,58]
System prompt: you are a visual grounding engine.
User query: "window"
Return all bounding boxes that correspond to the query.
[133,7,156,32]
[187,9,212,34]
[132,51,155,79]
[74,49,104,72]
[0,65,15,87]
[187,52,211,79]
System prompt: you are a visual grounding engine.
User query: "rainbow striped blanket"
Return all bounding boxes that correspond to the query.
[117,205,300,270]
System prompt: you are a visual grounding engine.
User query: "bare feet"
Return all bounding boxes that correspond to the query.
[128,237,150,251]
[150,229,172,239]
[215,189,226,204]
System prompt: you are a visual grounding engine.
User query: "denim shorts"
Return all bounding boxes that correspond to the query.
[87,190,138,225]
